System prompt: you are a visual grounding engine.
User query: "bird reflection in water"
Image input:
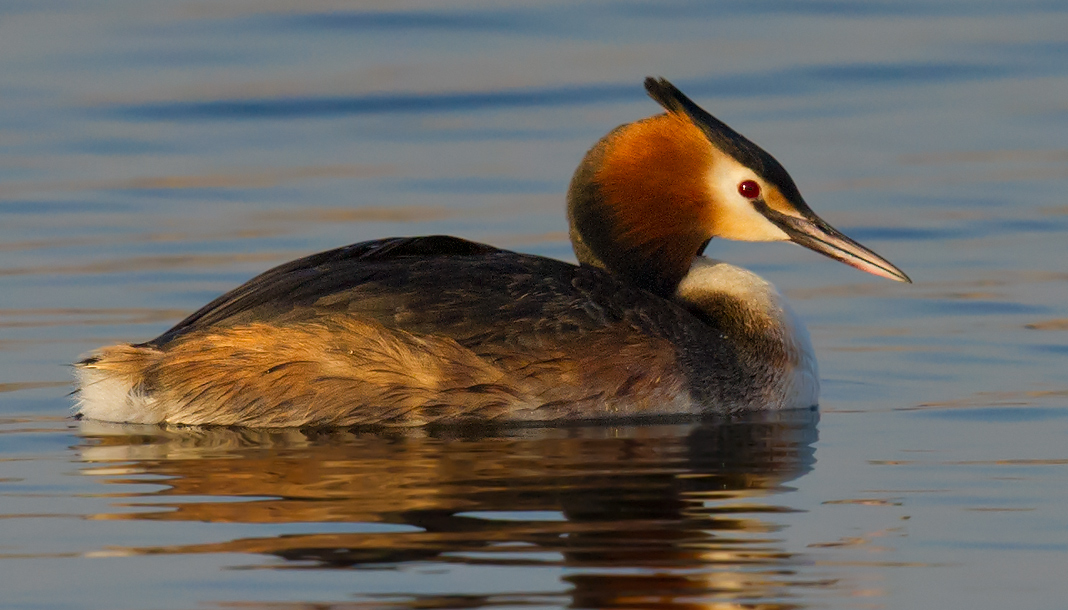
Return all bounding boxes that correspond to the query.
[78,411,819,609]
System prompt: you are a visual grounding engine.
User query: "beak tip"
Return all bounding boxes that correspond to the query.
[866,263,912,284]
[881,265,912,284]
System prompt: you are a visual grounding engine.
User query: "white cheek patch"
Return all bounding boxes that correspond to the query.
[706,158,791,242]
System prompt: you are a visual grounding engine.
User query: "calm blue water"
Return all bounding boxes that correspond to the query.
[2,1,1067,608]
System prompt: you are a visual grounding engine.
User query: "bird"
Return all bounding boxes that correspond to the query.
[73,77,910,428]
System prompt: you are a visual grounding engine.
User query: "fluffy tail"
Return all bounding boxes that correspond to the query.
[74,344,166,424]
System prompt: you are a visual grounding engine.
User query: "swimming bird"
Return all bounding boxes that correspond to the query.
[74,77,909,428]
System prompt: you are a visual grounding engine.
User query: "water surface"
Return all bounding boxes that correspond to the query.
[1,1,1067,608]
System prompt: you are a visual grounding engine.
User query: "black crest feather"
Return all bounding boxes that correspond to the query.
[644,76,803,203]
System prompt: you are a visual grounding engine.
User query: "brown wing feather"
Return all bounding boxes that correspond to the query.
[78,237,751,426]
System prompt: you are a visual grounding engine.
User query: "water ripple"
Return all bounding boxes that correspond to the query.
[112,61,1012,121]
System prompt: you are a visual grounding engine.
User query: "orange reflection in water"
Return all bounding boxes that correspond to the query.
[77,412,824,609]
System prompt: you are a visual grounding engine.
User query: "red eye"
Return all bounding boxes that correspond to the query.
[738,180,761,199]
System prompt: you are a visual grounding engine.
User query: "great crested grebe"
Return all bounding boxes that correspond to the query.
[74,77,909,427]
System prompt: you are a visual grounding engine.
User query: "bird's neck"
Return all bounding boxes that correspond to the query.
[674,257,819,408]
[567,113,714,297]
